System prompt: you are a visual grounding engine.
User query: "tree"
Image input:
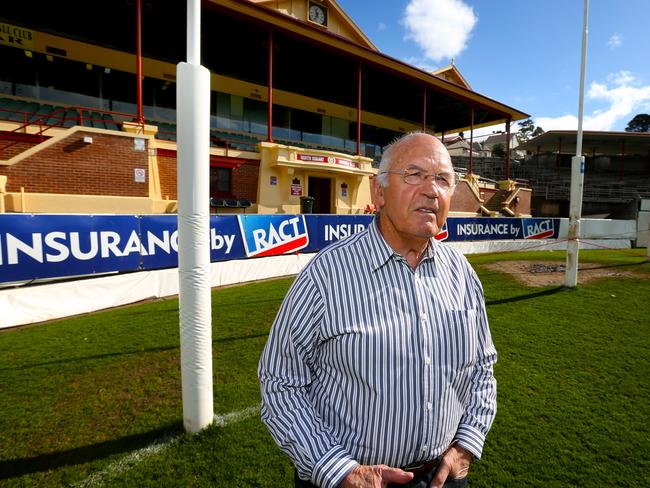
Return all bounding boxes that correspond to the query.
[491,143,506,158]
[517,118,544,142]
[625,114,650,132]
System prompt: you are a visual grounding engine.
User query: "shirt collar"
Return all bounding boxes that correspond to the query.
[367,216,439,272]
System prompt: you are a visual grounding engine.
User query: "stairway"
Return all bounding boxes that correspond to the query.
[483,189,511,216]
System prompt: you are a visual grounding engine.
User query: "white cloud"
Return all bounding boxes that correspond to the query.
[402,0,477,62]
[535,114,579,131]
[606,70,634,86]
[377,22,387,32]
[535,71,650,131]
[403,56,439,73]
[608,33,622,50]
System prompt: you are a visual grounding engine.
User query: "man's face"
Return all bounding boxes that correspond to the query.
[372,134,454,248]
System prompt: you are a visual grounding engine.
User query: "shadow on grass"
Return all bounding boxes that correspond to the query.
[1,333,269,372]
[486,286,566,306]
[580,260,650,272]
[0,421,183,480]
[0,345,179,372]
[213,332,269,344]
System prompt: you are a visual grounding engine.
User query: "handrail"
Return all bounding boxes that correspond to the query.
[1,101,384,160]
[155,126,260,153]
[0,104,136,159]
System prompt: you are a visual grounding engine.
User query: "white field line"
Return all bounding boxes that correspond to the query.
[75,404,261,487]
[214,403,261,427]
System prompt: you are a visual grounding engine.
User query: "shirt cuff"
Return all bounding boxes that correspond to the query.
[311,445,359,488]
[454,423,486,460]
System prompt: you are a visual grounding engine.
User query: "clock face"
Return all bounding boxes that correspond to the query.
[309,4,327,25]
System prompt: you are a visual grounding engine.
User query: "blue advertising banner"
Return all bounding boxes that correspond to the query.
[305,215,372,252]
[138,215,247,270]
[440,217,560,242]
[211,215,245,261]
[138,215,178,270]
[237,215,309,257]
[0,214,560,284]
[0,214,140,282]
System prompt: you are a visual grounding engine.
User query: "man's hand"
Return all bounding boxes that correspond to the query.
[339,465,414,488]
[429,445,473,488]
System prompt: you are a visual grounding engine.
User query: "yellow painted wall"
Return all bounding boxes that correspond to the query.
[2,191,176,214]
[257,142,375,214]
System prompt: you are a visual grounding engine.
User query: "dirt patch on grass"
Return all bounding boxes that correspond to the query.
[481,260,650,287]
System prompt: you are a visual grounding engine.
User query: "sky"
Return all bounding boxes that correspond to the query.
[336,0,650,136]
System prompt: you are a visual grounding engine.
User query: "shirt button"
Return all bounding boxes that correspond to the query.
[427,402,433,410]
[425,356,431,365]
[422,445,428,452]
[420,312,428,321]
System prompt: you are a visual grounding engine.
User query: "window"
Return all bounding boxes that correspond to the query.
[210,167,231,197]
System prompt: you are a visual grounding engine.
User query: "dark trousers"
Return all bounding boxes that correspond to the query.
[294,469,467,488]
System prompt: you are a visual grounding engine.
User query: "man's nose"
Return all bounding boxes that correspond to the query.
[421,176,441,197]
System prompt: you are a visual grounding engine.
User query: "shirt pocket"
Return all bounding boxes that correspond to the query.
[441,309,478,370]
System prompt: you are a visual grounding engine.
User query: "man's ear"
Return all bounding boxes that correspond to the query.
[370,177,385,208]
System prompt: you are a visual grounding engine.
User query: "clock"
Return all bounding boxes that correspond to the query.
[308,2,327,26]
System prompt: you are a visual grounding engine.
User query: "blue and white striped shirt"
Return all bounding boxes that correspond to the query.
[259,219,497,488]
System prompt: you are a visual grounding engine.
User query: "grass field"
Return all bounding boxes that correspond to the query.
[1,249,649,487]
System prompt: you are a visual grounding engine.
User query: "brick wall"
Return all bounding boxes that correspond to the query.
[158,154,177,200]
[1,141,38,160]
[0,131,149,196]
[158,154,260,202]
[450,182,482,213]
[1,133,263,203]
[231,160,259,202]
[513,188,531,215]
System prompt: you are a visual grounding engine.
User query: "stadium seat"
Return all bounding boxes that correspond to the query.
[22,102,39,117]
[5,99,27,121]
[29,104,54,123]
[210,198,226,207]
[63,109,80,127]
[91,112,106,129]
[103,113,120,131]
[156,122,177,141]
[81,110,93,127]
[0,98,15,120]
[238,199,251,213]
[46,107,67,127]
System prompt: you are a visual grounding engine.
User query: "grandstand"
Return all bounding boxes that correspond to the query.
[516,130,650,217]
[0,0,529,216]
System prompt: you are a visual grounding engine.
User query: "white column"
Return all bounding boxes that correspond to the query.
[177,0,213,433]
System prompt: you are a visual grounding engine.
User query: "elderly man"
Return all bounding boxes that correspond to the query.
[259,132,497,488]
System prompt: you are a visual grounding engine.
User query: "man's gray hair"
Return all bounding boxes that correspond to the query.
[375,131,453,188]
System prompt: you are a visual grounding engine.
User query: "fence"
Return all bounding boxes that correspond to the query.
[0,214,640,329]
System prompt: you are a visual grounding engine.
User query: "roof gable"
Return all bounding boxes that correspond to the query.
[431,64,472,90]
[249,0,377,50]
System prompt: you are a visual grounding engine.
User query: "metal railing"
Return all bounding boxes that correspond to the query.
[0,105,134,159]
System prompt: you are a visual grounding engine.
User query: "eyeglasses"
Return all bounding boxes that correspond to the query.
[380,169,458,193]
